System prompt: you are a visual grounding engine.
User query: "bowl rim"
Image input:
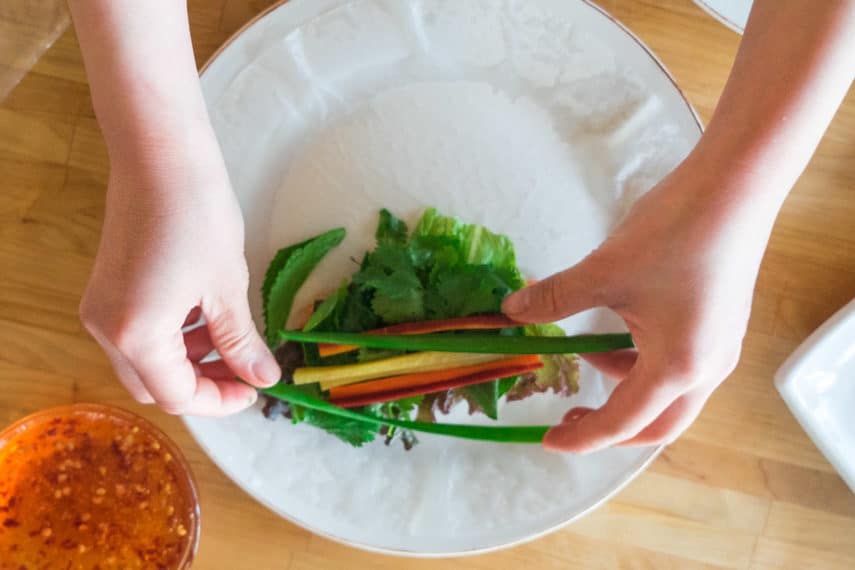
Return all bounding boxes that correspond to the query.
[774,297,855,493]
[0,403,201,568]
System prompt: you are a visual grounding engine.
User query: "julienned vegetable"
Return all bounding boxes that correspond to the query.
[262,384,551,443]
[330,363,543,408]
[294,351,504,389]
[282,330,634,355]
[317,314,521,357]
[260,208,626,449]
[328,355,543,407]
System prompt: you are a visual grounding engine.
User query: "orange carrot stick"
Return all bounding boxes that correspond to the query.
[328,354,539,400]
[318,314,522,358]
[329,361,542,408]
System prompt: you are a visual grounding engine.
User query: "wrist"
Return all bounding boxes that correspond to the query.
[659,145,783,249]
[105,115,231,205]
[683,131,792,222]
[97,81,214,156]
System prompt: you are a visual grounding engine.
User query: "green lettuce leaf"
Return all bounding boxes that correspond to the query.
[263,228,345,346]
[412,207,525,288]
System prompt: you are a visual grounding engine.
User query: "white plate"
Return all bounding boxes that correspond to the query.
[693,0,752,33]
[775,298,855,494]
[185,0,702,556]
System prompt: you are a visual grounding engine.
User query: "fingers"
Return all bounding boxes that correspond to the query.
[99,341,155,404]
[196,360,235,381]
[561,407,593,423]
[203,295,280,388]
[183,306,203,328]
[182,377,258,417]
[82,322,154,404]
[618,389,708,447]
[543,360,685,453]
[581,350,638,380]
[184,325,215,361]
[127,328,199,414]
[502,257,609,322]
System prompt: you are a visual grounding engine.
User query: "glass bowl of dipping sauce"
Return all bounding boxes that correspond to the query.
[0,404,199,569]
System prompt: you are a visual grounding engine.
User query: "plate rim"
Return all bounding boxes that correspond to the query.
[692,0,747,34]
[186,0,704,557]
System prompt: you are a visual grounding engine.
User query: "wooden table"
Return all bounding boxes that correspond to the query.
[1,1,853,568]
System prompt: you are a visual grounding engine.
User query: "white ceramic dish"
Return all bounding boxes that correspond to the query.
[185,0,702,556]
[693,0,752,33]
[775,298,855,494]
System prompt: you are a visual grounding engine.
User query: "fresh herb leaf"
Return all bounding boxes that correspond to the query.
[370,274,425,323]
[354,245,425,323]
[282,383,381,446]
[301,408,382,446]
[338,287,381,332]
[364,394,422,448]
[428,264,513,318]
[375,208,409,245]
[303,280,348,332]
[262,237,312,310]
[264,228,345,346]
[456,380,499,419]
[408,235,463,279]
[497,375,518,399]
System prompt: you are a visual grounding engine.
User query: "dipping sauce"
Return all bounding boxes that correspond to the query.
[0,404,199,569]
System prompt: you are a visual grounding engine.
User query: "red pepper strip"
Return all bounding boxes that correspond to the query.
[317,314,522,358]
[329,361,543,408]
[328,354,540,398]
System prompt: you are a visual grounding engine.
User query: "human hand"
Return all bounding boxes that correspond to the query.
[503,153,777,452]
[80,128,280,416]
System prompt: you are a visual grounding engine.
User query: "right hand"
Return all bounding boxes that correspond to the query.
[80,127,280,416]
[503,151,773,452]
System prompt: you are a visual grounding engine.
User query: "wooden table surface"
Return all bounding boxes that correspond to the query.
[1,1,854,568]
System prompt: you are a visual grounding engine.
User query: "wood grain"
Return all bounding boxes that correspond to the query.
[1,1,853,568]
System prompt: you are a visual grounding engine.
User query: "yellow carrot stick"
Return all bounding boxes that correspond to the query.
[292,352,504,390]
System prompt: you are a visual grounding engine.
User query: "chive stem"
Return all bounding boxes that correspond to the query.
[262,384,550,444]
[279,330,633,354]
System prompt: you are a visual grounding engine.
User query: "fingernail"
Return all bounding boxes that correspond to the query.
[252,355,281,387]
[502,291,529,315]
[564,407,594,423]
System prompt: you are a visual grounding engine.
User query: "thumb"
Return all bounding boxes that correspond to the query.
[502,259,608,323]
[204,295,281,388]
